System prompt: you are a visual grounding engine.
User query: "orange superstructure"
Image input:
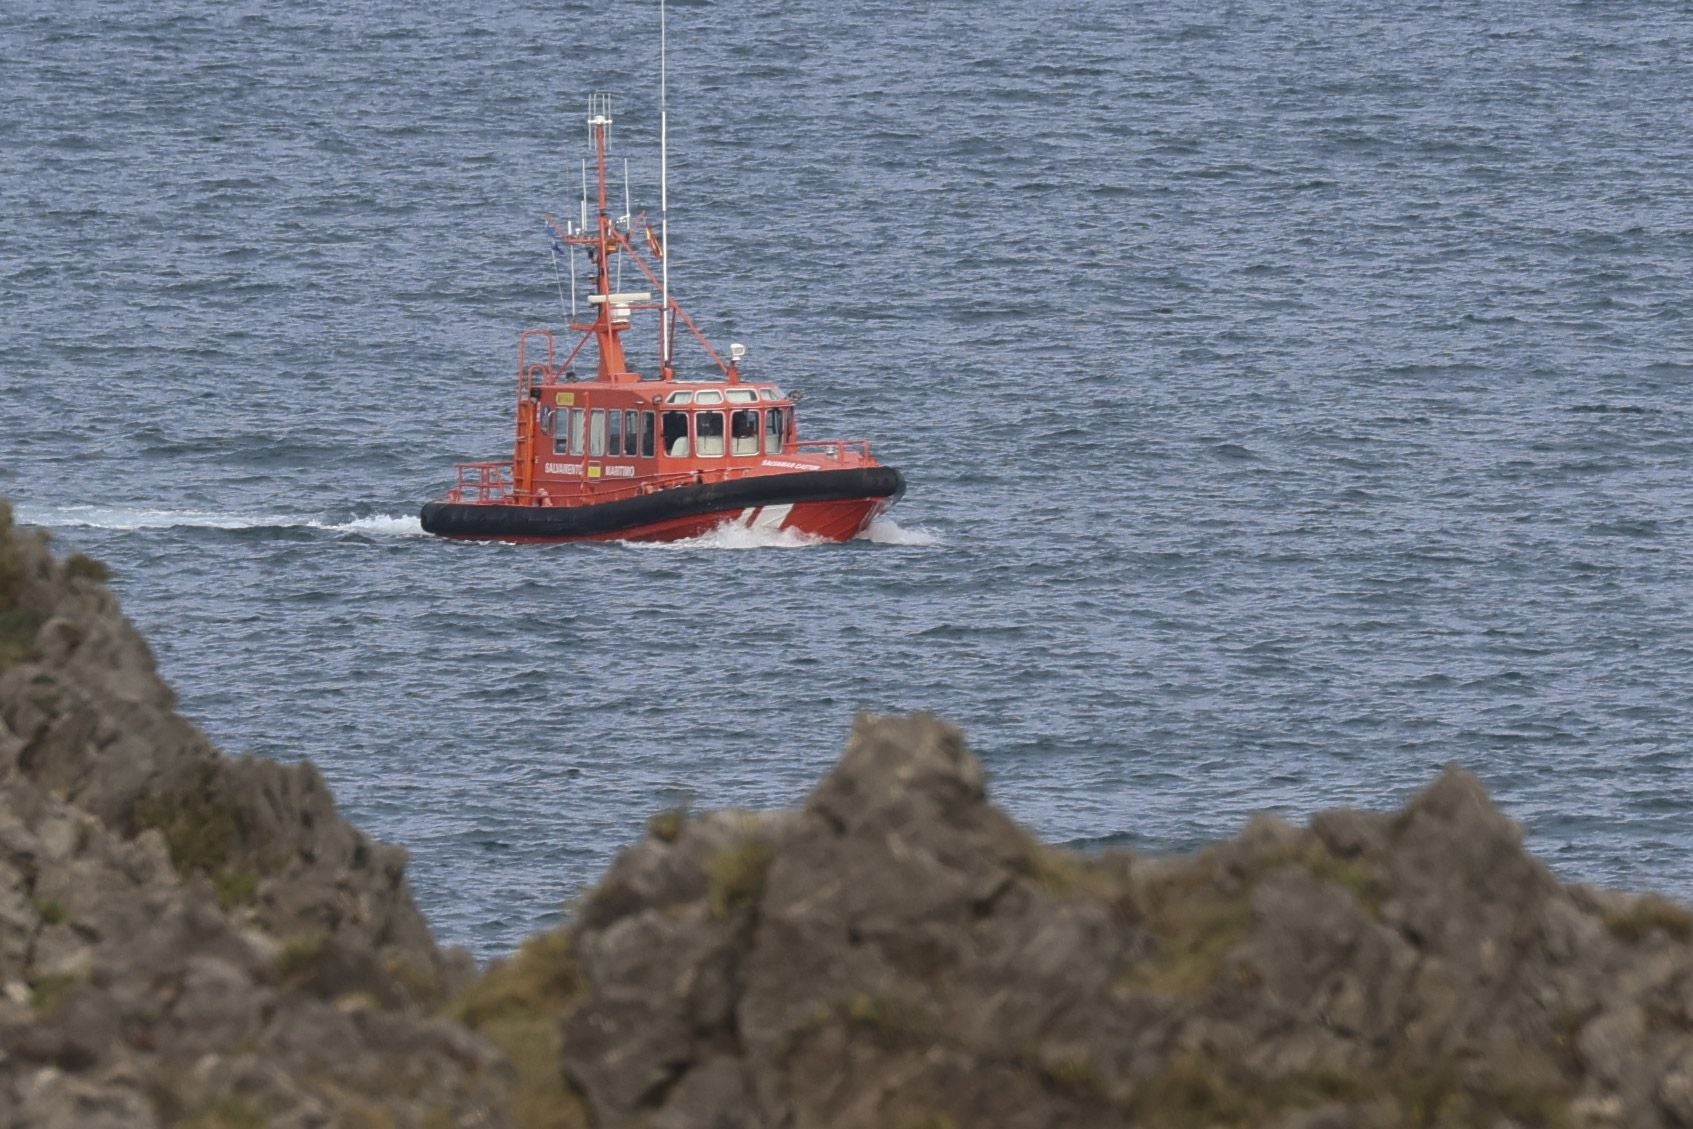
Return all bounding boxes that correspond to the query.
[421,95,902,544]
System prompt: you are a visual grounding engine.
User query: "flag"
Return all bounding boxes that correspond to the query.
[544,214,569,255]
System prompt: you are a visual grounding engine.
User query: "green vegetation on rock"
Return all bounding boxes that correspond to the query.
[0,607,45,671]
[63,551,112,583]
[707,838,775,919]
[173,1097,267,1129]
[647,806,685,843]
[29,972,83,1014]
[133,763,269,914]
[1121,1050,1574,1129]
[0,506,71,670]
[273,934,330,990]
[213,868,260,911]
[134,765,239,875]
[1603,894,1693,943]
[1,493,507,1129]
[1116,862,1256,997]
[449,929,587,1129]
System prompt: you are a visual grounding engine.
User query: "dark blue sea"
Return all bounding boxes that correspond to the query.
[5,0,1692,956]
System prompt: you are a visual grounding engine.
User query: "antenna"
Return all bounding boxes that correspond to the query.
[619,157,631,292]
[579,159,588,235]
[659,0,672,374]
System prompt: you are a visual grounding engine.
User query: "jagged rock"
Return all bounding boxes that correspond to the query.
[0,504,510,1128]
[11,491,1693,1129]
[507,715,1693,1129]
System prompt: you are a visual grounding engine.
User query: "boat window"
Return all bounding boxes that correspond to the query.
[589,409,607,457]
[695,389,725,405]
[539,407,557,434]
[641,411,656,458]
[764,407,785,454]
[731,409,760,455]
[662,410,690,457]
[606,408,622,457]
[696,411,725,457]
[727,388,758,403]
[623,410,639,456]
[760,387,783,401]
[667,390,694,404]
[569,408,586,456]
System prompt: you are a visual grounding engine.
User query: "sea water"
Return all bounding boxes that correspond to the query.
[4,0,1692,955]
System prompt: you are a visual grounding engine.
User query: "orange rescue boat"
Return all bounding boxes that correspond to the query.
[421,94,903,544]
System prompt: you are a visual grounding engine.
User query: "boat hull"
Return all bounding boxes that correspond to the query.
[420,466,903,544]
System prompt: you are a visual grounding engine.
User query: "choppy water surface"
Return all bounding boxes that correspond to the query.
[5,0,1692,954]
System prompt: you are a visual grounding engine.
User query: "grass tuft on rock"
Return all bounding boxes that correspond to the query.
[1117,866,1255,998]
[63,551,112,583]
[30,972,83,1014]
[707,838,776,919]
[1243,837,1384,913]
[846,991,932,1048]
[1020,840,1126,902]
[449,929,587,1129]
[213,868,260,911]
[383,954,444,1009]
[1120,1049,1572,1129]
[274,934,330,990]
[647,807,685,843]
[1603,894,1693,944]
[134,765,239,877]
[1117,833,1392,998]
[1035,1054,1112,1102]
[0,607,44,672]
[0,500,16,595]
[1391,1056,1573,1129]
[175,1097,268,1129]
[0,507,45,669]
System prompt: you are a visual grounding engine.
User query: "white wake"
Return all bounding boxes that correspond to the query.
[13,505,426,538]
[622,522,826,551]
[857,517,942,546]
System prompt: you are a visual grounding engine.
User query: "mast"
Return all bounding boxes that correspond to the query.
[659,0,672,378]
[556,35,738,385]
[575,94,631,381]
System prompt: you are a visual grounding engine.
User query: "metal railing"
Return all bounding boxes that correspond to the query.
[447,462,515,503]
[796,439,873,462]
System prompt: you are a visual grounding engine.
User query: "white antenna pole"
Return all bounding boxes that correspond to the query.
[620,157,630,292]
[659,0,672,373]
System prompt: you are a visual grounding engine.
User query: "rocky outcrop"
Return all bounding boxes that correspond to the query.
[0,502,508,1127]
[8,494,1693,1129]
[489,715,1693,1129]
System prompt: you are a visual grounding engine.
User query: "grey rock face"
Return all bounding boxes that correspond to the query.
[11,493,1693,1129]
[0,505,509,1128]
[550,713,1693,1129]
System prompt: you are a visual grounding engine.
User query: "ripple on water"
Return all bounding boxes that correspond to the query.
[7,0,1693,955]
